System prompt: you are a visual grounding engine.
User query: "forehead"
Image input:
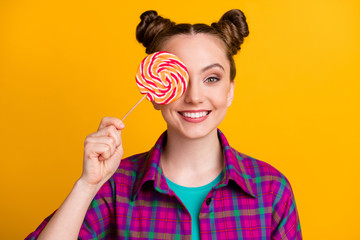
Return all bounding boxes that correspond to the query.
[159,33,230,72]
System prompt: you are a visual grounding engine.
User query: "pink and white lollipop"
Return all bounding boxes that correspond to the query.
[122,51,189,120]
[136,51,189,104]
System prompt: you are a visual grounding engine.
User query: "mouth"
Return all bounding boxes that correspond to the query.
[178,110,211,119]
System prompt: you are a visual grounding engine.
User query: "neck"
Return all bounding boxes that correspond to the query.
[160,128,224,187]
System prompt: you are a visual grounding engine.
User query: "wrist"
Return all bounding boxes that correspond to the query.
[75,178,101,197]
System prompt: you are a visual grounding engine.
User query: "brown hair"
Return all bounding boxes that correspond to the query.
[136,9,249,81]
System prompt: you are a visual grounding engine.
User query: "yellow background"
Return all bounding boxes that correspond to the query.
[1,0,359,239]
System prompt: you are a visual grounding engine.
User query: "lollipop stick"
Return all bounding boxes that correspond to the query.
[121,94,147,121]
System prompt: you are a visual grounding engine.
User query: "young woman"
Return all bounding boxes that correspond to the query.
[26,9,302,240]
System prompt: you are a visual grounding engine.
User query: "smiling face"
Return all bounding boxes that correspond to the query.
[155,33,235,140]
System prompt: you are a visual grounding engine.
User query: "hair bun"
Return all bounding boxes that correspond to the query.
[136,10,175,53]
[211,9,249,55]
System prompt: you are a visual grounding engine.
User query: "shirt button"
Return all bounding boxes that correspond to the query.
[206,198,212,205]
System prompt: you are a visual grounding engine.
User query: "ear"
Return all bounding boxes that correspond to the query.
[152,102,161,110]
[227,81,235,107]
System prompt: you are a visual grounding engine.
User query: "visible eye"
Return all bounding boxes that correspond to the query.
[205,76,220,83]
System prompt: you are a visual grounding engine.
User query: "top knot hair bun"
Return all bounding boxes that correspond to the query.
[136,10,175,53]
[211,9,249,56]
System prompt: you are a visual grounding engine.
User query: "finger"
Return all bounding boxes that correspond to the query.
[88,125,121,147]
[110,126,121,147]
[85,136,116,157]
[84,142,112,161]
[98,117,125,131]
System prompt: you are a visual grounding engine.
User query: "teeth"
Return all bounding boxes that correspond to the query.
[182,111,208,119]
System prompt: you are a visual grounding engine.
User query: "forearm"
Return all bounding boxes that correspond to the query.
[37,179,99,240]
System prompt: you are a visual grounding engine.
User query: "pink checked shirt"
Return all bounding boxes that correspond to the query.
[26,129,302,239]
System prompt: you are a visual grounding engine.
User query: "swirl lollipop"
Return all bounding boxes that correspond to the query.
[122,51,189,121]
[136,51,189,104]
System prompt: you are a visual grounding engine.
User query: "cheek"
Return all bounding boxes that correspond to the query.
[160,109,173,125]
[211,96,228,112]
[214,87,232,108]
[159,103,178,121]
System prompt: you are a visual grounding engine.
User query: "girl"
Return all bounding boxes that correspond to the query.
[26,9,302,240]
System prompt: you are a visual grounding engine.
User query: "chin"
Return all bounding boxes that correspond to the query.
[171,124,218,140]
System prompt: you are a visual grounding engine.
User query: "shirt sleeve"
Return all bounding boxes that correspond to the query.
[24,179,116,240]
[78,179,116,239]
[271,175,302,240]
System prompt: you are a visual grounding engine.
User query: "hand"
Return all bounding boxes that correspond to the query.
[80,117,125,189]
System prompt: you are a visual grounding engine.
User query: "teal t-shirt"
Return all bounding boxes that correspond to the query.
[165,173,222,240]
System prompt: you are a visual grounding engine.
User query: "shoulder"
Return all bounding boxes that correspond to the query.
[219,129,292,193]
[116,152,149,178]
[115,151,149,184]
[232,148,294,199]
[97,151,150,197]
[233,150,302,237]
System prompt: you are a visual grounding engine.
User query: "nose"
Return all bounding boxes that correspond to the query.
[183,78,204,104]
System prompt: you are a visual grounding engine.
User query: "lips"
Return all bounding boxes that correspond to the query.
[180,111,209,119]
[178,110,211,122]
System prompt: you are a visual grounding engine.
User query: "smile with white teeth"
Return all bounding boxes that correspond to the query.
[180,111,209,119]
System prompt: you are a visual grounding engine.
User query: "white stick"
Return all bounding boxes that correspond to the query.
[121,94,147,121]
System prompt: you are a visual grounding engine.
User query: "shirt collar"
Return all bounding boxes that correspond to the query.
[132,129,257,201]
[132,131,170,201]
[216,129,257,197]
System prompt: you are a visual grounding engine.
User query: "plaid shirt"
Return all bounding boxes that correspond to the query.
[26,129,302,239]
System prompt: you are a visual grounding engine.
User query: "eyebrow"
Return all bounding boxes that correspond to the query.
[201,63,225,73]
